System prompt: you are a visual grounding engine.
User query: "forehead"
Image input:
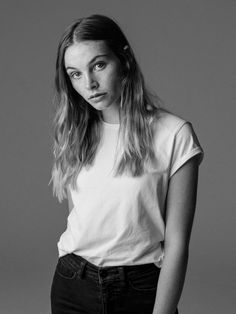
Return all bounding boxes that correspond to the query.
[64,40,110,68]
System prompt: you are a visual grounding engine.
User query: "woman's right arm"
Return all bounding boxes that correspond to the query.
[66,186,74,213]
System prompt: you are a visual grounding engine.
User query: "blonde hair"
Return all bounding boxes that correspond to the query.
[49,14,164,202]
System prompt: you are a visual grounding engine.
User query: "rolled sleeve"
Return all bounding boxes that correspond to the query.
[169,122,204,178]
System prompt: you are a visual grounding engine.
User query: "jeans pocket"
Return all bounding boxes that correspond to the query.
[55,255,78,280]
[127,263,160,291]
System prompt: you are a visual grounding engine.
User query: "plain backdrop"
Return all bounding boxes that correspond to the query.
[1,0,235,313]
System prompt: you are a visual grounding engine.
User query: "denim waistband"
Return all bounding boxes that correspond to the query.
[59,253,158,284]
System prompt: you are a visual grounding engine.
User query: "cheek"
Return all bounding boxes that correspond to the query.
[71,81,83,95]
[108,72,122,93]
[113,77,122,96]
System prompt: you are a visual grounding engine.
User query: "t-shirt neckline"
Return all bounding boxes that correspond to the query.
[101,120,120,130]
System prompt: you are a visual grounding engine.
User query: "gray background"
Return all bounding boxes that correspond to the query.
[1,0,235,313]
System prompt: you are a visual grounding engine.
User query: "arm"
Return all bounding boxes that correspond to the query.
[66,185,74,214]
[153,155,200,314]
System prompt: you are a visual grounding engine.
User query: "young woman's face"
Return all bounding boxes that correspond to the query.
[64,40,123,115]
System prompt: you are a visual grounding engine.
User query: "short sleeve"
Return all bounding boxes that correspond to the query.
[169,122,204,178]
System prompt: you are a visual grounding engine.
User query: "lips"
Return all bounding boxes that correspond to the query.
[89,93,106,100]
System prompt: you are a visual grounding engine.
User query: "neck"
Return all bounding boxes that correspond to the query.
[101,105,120,124]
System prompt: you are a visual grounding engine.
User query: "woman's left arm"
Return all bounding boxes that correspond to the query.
[152,154,201,314]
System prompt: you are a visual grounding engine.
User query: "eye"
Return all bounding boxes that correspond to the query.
[69,71,81,79]
[94,62,106,71]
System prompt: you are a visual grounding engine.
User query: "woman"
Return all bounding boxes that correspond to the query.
[49,14,204,314]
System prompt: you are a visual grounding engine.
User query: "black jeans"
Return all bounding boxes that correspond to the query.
[50,253,179,314]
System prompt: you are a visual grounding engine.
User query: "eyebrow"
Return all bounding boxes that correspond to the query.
[65,54,109,71]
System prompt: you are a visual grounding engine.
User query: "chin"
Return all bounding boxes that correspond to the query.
[94,102,111,111]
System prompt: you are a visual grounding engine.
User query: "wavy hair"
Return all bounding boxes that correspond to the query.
[49,14,165,202]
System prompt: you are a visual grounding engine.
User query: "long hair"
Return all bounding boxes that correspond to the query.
[49,14,164,202]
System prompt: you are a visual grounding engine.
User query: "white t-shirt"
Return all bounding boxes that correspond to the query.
[57,109,204,267]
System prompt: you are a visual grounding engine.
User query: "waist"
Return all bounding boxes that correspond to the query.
[58,253,160,283]
[58,232,164,266]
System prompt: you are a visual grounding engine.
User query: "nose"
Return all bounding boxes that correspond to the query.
[85,73,98,90]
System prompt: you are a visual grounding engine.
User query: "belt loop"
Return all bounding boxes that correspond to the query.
[78,260,87,279]
[118,266,126,286]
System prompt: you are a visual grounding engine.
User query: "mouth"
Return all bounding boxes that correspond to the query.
[89,93,107,102]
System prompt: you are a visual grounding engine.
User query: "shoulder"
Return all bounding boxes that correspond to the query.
[153,107,188,135]
[156,108,188,133]
[152,108,204,176]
